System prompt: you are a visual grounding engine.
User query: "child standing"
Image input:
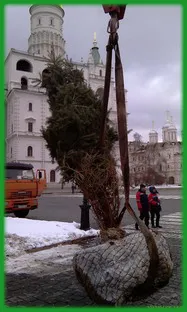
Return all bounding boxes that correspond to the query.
[148,186,162,228]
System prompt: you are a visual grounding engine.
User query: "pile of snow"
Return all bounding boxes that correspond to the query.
[5,217,99,258]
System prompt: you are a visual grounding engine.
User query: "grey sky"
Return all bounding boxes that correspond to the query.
[5,5,182,142]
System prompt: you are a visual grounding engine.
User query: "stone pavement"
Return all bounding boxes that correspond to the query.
[125,212,182,239]
[5,212,182,307]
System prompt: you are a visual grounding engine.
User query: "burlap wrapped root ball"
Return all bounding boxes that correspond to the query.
[73,231,173,305]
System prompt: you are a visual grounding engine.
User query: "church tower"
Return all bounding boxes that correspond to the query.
[28,5,66,58]
[162,110,177,143]
[149,121,158,144]
[162,110,171,142]
[86,33,117,118]
[167,115,177,142]
[87,32,104,66]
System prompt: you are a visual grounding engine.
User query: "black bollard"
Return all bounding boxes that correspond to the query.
[80,196,91,231]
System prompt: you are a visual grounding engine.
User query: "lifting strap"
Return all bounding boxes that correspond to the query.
[100,9,142,223]
[100,12,129,210]
[100,8,158,249]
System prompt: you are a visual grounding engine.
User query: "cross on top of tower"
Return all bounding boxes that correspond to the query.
[93,32,97,47]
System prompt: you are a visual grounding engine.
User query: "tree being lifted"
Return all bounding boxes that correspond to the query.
[39,5,173,306]
[40,51,125,235]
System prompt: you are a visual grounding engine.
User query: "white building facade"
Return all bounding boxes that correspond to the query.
[5,5,117,183]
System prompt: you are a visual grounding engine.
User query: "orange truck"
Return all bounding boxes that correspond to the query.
[5,162,46,218]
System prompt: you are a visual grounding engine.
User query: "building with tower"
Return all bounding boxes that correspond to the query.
[5,5,117,183]
[129,111,181,186]
[5,5,181,185]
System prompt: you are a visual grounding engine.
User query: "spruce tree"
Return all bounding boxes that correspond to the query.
[38,52,126,234]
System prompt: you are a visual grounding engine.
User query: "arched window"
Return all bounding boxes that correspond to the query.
[50,170,56,182]
[28,122,33,132]
[42,68,50,87]
[99,69,102,77]
[21,77,28,90]
[29,102,32,111]
[96,87,104,100]
[27,146,33,157]
[16,60,33,72]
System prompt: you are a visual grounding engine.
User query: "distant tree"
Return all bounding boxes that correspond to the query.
[133,132,142,142]
[142,167,165,185]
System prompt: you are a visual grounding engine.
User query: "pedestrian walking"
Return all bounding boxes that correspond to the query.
[135,184,150,230]
[71,182,76,194]
[148,186,162,228]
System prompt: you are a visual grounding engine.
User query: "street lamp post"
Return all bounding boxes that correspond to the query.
[79,196,91,231]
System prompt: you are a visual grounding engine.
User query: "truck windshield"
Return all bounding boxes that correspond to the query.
[6,168,34,180]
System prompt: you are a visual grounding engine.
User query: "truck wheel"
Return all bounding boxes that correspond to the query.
[14,210,29,218]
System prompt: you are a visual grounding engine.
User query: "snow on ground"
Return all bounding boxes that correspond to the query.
[6,244,83,275]
[5,217,99,258]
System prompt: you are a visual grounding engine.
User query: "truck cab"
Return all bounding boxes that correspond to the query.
[5,162,46,218]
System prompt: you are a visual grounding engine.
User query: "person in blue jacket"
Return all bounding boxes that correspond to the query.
[148,186,162,228]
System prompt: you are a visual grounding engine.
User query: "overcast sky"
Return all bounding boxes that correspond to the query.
[5,5,182,142]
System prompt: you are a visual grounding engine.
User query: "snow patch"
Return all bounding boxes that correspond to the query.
[5,217,99,258]
[6,244,83,275]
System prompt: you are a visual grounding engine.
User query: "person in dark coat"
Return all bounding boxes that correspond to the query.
[148,186,162,228]
[135,184,150,230]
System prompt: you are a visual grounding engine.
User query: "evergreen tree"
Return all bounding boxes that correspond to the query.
[38,53,117,182]
[36,52,126,233]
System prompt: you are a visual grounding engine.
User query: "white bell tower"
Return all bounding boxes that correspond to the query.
[149,121,158,144]
[162,110,177,142]
[28,5,66,58]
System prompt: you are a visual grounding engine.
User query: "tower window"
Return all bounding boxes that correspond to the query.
[21,77,28,90]
[11,147,13,157]
[99,69,102,77]
[29,103,32,111]
[27,146,33,157]
[28,122,33,132]
[11,124,13,133]
[50,18,54,26]
[38,18,41,25]
[16,60,33,72]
